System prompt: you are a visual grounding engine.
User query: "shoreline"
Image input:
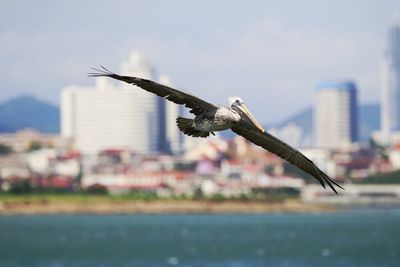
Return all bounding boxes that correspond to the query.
[0,199,336,215]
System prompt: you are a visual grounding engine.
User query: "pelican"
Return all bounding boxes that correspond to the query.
[89,66,344,194]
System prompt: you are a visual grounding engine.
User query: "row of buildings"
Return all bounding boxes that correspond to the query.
[0,134,304,196]
[1,131,400,202]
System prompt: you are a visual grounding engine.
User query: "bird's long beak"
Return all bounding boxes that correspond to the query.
[236,103,265,132]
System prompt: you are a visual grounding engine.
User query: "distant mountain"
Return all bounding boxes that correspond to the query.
[276,107,313,130]
[0,94,380,140]
[275,103,380,142]
[0,95,60,133]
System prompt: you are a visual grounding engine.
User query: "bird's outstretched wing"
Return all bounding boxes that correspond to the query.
[88,66,218,116]
[231,120,344,194]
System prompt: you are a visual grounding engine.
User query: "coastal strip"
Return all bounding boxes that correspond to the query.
[0,200,335,215]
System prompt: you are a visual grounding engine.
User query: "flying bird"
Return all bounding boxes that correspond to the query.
[89,66,344,194]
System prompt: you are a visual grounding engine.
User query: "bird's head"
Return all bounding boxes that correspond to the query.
[229,96,265,132]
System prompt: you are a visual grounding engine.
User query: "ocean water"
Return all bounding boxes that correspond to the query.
[0,209,399,267]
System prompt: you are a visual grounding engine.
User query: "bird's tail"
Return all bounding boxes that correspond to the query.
[176,117,209,138]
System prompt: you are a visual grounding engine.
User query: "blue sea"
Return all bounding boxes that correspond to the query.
[0,209,399,267]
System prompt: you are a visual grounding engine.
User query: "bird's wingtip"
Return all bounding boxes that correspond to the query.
[314,165,343,195]
[87,65,114,77]
[323,173,344,195]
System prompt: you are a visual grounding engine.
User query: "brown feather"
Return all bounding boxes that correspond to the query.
[88,67,218,116]
[231,120,344,194]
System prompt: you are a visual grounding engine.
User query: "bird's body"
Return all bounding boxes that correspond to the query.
[89,66,344,194]
[175,105,240,138]
[194,106,240,132]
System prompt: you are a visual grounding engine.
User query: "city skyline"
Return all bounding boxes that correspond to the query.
[1,1,399,124]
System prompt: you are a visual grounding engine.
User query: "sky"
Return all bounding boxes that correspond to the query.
[1,0,399,124]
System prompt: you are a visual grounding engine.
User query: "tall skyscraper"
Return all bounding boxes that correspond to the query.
[314,81,358,149]
[381,22,400,143]
[61,51,182,155]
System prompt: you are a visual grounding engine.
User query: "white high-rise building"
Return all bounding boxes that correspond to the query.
[61,51,180,155]
[380,21,400,143]
[314,81,358,149]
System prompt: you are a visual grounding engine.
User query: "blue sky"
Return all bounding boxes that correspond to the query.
[0,0,399,124]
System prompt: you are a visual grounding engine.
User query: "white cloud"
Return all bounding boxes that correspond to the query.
[151,18,381,123]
